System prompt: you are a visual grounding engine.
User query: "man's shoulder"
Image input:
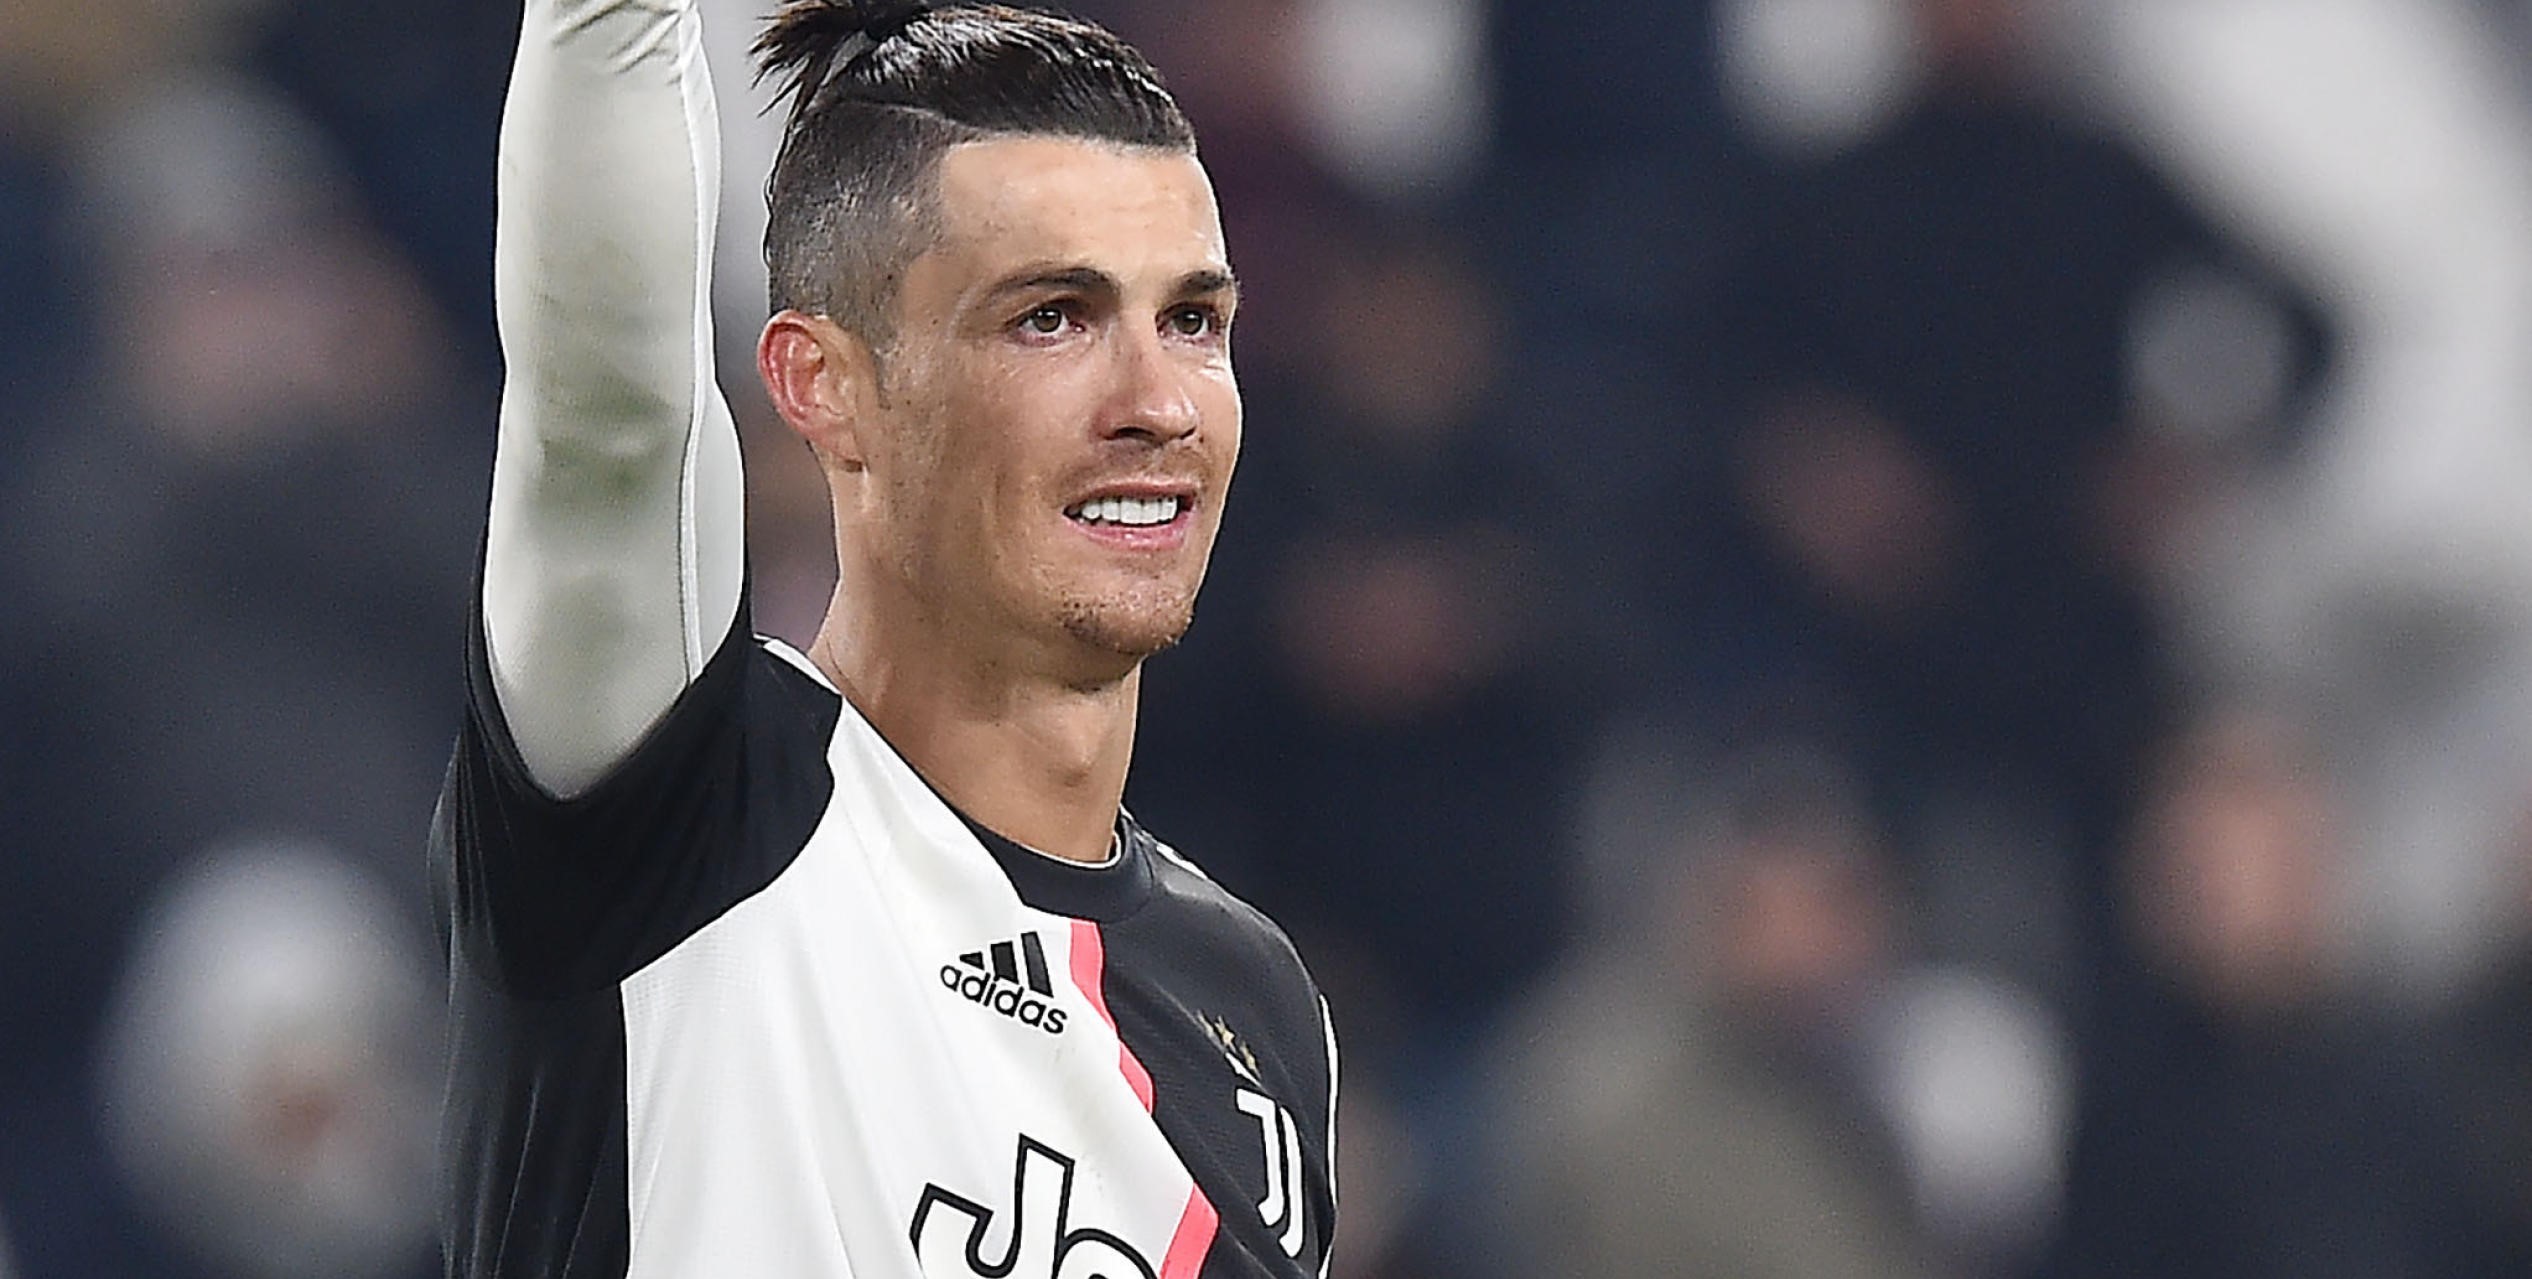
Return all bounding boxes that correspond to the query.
[435,624,848,996]
[1119,822,1326,1040]
[1107,820,1335,1141]
[1139,826,1306,960]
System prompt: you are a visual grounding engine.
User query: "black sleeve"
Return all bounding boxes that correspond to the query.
[433,586,841,998]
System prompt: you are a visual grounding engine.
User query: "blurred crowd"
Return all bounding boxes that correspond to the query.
[7,0,2532,1275]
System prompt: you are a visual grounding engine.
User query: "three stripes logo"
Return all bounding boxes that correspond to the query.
[940,932,1068,1035]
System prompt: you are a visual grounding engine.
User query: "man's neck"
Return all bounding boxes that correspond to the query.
[806,587,1139,865]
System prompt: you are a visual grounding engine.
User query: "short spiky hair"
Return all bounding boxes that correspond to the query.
[754,2,1195,349]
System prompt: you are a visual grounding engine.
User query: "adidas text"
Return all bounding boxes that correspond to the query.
[940,933,1067,1035]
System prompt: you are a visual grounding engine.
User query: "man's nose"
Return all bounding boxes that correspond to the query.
[1105,329,1200,443]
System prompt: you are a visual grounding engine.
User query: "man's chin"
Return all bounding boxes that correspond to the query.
[1056,594,1196,665]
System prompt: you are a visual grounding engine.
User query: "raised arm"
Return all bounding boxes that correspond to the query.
[483,0,747,797]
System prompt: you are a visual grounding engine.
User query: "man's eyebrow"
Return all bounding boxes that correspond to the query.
[1178,268,1238,298]
[983,265,1118,302]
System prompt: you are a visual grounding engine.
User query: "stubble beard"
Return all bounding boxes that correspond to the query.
[1056,582,1197,667]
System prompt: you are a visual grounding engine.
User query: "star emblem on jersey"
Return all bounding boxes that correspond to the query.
[1204,1013,1263,1087]
[940,931,1068,1035]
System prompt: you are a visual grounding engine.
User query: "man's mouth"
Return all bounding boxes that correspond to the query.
[1065,495,1186,528]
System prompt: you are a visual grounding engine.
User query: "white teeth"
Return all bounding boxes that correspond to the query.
[1070,495,1182,527]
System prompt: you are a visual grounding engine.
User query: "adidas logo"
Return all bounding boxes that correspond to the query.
[939,932,1068,1035]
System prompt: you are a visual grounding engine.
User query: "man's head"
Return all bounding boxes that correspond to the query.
[753,2,1239,678]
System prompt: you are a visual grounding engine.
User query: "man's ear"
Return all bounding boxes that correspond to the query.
[758,311,878,471]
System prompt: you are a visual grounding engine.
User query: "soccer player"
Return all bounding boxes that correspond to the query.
[430,2,1338,1275]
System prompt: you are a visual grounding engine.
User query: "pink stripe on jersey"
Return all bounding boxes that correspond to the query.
[1067,918,1156,1111]
[1159,1186,1221,1279]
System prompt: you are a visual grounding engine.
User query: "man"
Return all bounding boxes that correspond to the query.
[431,3,1338,1276]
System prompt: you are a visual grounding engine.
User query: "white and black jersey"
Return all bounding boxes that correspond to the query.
[432,596,1339,1277]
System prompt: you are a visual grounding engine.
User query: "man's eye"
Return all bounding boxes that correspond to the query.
[1167,306,1221,339]
[1020,305,1072,336]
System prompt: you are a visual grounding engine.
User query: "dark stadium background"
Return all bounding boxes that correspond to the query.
[8,0,2532,1275]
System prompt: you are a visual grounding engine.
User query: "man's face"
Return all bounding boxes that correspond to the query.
[858,136,1239,673]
